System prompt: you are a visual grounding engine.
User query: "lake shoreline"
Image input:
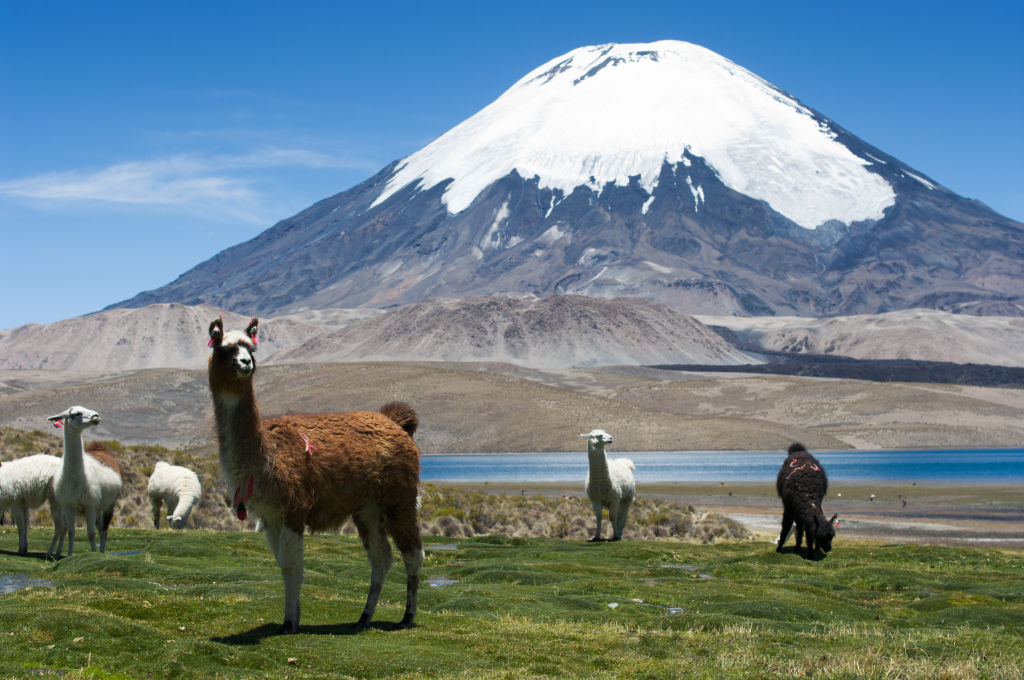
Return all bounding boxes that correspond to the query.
[443,480,1024,549]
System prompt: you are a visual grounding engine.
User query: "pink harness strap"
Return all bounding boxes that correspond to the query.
[233,476,255,521]
[786,459,820,480]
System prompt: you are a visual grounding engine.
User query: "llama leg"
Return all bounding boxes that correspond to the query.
[12,503,29,554]
[64,509,77,556]
[47,500,65,557]
[614,497,633,541]
[354,505,393,629]
[590,501,604,541]
[608,504,621,541]
[387,508,424,629]
[98,508,114,552]
[263,520,304,633]
[794,522,805,549]
[278,527,304,632]
[776,508,794,552]
[151,499,162,529]
[84,506,98,552]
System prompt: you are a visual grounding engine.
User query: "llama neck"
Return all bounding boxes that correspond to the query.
[587,444,610,481]
[211,381,266,473]
[60,429,87,480]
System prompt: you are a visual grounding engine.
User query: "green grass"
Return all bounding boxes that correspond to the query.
[1,529,1022,679]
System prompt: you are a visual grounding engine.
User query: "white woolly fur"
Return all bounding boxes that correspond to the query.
[47,405,122,556]
[582,428,636,541]
[147,461,202,529]
[0,453,64,554]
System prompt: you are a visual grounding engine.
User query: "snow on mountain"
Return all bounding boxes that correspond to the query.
[373,40,895,229]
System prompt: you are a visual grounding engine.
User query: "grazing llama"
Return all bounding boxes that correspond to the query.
[47,406,122,556]
[147,461,203,529]
[206,317,423,633]
[776,443,837,558]
[582,429,635,541]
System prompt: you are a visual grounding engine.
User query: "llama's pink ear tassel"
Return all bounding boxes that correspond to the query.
[53,420,63,429]
[248,317,258,346]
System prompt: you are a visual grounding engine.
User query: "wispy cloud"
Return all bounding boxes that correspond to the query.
[0,147,371,223]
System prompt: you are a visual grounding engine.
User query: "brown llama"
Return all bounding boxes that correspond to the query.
[206,317,423,634]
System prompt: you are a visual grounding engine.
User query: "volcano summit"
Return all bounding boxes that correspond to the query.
[115,41,1024,317]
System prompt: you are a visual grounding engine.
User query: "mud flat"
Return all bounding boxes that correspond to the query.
[457,480,1024,549]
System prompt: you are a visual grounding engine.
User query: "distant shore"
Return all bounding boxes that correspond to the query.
[450,480,1024,549]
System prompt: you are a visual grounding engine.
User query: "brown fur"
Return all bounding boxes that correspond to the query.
[85,441,123,480]
[260,411,421,533]
[206,317,423,632]
[84,441,122,533]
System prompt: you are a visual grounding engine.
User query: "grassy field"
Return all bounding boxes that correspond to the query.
[1,529,1022,679]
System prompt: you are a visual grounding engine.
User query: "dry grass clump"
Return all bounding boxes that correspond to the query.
[2,427,752,541]
[416,483,752,542]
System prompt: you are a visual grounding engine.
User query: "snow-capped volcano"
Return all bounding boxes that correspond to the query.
[111,41,1024,319]
[374,41,895,229]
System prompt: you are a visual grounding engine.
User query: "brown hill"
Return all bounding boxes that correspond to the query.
[0,296,755,374]
[0,303,328,373]
[699,308,1024,368]
[275,295,756,369]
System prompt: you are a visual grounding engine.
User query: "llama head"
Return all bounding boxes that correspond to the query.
[816,513,838,552]
[48,405,101,432]
[208,317,258,382]
[580,429,613,445]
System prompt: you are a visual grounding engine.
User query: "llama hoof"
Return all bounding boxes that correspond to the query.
[278,620,298,635]
[355,615,372,631]
[588,536,602,542]
[397,618,417,630]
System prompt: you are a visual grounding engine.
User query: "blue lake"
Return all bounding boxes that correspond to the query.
[421,449,1024,484]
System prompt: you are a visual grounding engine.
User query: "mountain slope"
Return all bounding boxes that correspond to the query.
[698,308,1024,368]
[111,41,1024,317]
[274,295,757,368]
[0,296,753,373]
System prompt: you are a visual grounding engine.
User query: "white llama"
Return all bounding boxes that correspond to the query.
[47,406,122,556]
[582,429,635,541]
[0,454,64,554]
[147,461,202,529]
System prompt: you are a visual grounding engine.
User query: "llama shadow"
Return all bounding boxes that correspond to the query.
[212,621,412,645]
[776,546,828,562]
[0,548,60,562]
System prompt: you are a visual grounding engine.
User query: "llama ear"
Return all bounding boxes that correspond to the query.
[208,318,224,348]
[245,317,259,346]
[47,411,67,428]
[830,513,839,528]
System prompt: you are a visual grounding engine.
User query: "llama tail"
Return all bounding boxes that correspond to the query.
[380,401,418,437]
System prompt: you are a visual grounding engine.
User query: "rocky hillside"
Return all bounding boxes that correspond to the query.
[699,308,1024,368]
[274,295,756,369]
[0,295,754,373]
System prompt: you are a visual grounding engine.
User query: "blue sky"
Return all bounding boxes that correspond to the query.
[2,1,1021,330]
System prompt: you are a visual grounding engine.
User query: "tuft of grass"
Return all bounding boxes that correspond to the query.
[1,529,1022,679]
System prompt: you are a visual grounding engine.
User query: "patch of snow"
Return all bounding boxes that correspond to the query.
[372,41,895,229]
[644,260,672,274]
[902,170,937,190]
[545,194,557,217]
[686,176,704,213]
[481,200,510,250]
[537,223,568,244]
[641,193,656,214]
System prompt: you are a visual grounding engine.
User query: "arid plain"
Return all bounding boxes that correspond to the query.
[1,298,1022,548]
